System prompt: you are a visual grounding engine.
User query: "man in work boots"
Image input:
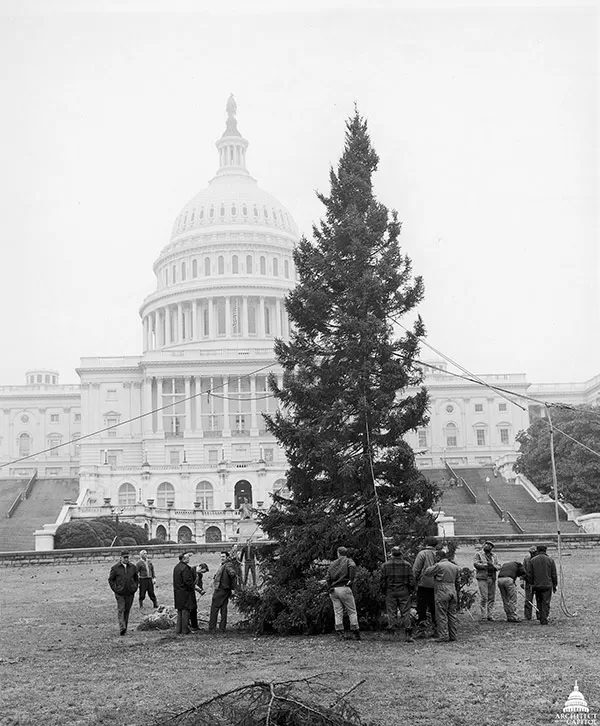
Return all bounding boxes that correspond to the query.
[326,546,361,641]
[381,546,416,642]
[412,536,438,636]
[522,546,538,620]
[474,540,500,620]
[108,551,139,636]
[136,549,158,609]
[423,549,460,643]
[529,544,558,625]
[497,559,527,622]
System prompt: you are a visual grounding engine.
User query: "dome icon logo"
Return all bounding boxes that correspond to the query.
[556,682,597,725]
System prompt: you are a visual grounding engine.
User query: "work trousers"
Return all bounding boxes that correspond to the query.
[209,588,232,631]
[329,586,359,631]
[243,560,257,586]
[385,586,412,630]
[176,608,190,634]
[477,578,496,618]
[416,586,436,625]
[139,578,158,607]
[533,587,553,625]
[497,577,519,621]
[434,589,458,641]
[115,594,134,632]
[524,582,534,620]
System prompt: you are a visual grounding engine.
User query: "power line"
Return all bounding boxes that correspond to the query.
[0,362,279,470]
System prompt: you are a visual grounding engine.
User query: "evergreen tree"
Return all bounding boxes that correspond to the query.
[515,405,600,512]
[238,110,438,634]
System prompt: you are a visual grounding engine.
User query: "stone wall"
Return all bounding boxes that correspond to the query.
[0,541,275,568]
[445,533,600,550]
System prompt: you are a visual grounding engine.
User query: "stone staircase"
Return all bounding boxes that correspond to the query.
[0,478,79,552]
[0,479,30,518]
[433,467,579,535]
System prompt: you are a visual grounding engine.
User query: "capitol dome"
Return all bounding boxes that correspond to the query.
[563,682,589,714]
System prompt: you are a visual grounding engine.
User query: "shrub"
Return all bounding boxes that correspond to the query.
[54,518,148,549]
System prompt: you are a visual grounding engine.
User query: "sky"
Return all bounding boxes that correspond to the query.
[0,0,598,386]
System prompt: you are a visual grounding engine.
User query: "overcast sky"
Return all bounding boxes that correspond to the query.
[0,0,598,386]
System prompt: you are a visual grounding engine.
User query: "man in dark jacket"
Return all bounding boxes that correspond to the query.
[108,551,139,636]
[173,552,197,635]
[497,560,527,622]
[240,541,258,586]
[522,546,538,620]
[529,544,558,625]
[381,547,416,642]
[412,537,438,633]
[208,551,237,632]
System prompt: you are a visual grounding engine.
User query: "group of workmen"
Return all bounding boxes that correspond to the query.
[326,538,558,643]
[108,537,558,641]
[108,543,258,636]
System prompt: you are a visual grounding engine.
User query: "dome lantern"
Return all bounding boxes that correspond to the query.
[215,94,249,177]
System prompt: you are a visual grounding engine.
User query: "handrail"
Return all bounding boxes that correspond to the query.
[460,477,477,503]
[6,491,24,518]
[23,470,37,500]
[487,493,504,520]
[505,510,524,534]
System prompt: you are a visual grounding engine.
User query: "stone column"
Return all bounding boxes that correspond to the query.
[156,378,164,433]
[184,376,191,431]
[242,296,248,337]
[225,296,231,338]
[166,306,172,344]
[275,298,282,337]
[143,377,153,434]
[177,303,183,341]
[192,300,198,341]
[259,297,266,337]
[209,298,216,339]
[223,376,230,433]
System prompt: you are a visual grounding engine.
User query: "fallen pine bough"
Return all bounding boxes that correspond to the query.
[153,673,378,726]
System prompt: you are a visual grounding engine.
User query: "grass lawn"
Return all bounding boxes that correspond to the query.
[0,546,598,726]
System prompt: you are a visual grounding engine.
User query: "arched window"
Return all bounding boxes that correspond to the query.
[204,257,211,276]
[260,256,266,275]
[218,255,224,274]
[248,301,257,335]
[473,424,487,447]
[220,205,225,217]
[118,482,136,506]
[200,207,204,220]
[178,526,193,543]
[72,432,81,457]
[242,205,248,217]
[181,261,186,281]
[18,433,31,457]
[231,204,237,216]
[232,255,239,274]
[263,207,268,219]
[253,205,258,218]
[273,258,278,276]
[209,206,214,219]
[172,265,176,283]
[497,422,512,446]
[47,434,61,457]
[192,259,198,277]
[195,480,214,509]
[165,268,169,285]
[284,260,290,278]
[205,526,222,542]
[157,482,175,507]
[155,525,167,541]
[246,255,253,274]
[444,422,459,448]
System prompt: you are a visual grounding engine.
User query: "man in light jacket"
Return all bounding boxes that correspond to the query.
[473,540,500,620]
[412,536,438,634]
[136,549,158,609]
[423,549,460,643]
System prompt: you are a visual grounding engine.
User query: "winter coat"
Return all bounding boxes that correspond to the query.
[423,559,460,600]
[213,562,237,592]
[529,553,558,590]
[173,561,197,611]
[413,546,438,589]
[108,562,139,596]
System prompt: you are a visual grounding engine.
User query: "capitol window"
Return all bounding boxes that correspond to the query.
[172,265,176,283]
[218,255,224,274]
[18,433,31,457]
[273,258,279,276]
[253,205,258,217]
[118,482,136,506]
[50,414,59,422]
[242,205,248,216]
[246,255,253,273]
[260,256,266,275]
[284,260,289,278]
[476,428,486,446]
[474,403,483,412]
[263,207,268,218]
[500,428,510,445]
[157,482,175,507]
[181,261,186,281]
[204,257,211,276]
[248,301,257,335]
[220,205,225,217]
[499,403,507,412]
[231,205,237,216]
[192,259,198,277]
[210,206,214,218]
[196,481,214,509]
[232,255,239,274]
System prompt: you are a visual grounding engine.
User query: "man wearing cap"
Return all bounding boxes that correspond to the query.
[497,559,527,622]
[412,536,438,634]
[173,552,197,635]
[208,551,238,633]
[136,549,158,609]
[529,544,558,625]
[381,547,416,642]
[108,551,139,636]
[522,546,538,620]
[326,546,361,641]
[423,549,460,642]
[473,541,500,620]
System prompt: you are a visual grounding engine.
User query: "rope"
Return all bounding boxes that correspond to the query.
[363,410,387,562]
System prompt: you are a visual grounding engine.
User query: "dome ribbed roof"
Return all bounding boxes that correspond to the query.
[167,95,299,247]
